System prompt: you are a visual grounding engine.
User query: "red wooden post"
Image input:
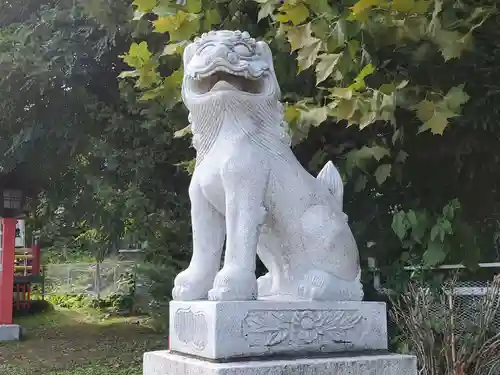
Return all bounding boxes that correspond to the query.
[0,218,16,324]
[32,239,41,275]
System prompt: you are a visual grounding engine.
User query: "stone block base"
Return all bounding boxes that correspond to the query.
[0,324,21,341]
[169,300,387,360]
[143,351,418,375]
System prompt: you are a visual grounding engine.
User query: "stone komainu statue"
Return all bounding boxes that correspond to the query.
[172,30,364,302]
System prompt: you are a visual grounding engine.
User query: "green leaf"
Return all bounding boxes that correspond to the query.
[284,105,301,123]
[300,106,328,127]
[392,211,409,240]
[415,99,458,135]
[391,0,414,12]
[133,0,157,12]
[185,0,202,13]
[136,62,161,88]
[257,0,278,21]
[442,199,460,220]
[374,164,391,185]
[358,145,390,161]
[330,87,353,99]
[308,0,336,16]
[418,110,449,135]
[329,20,346,51]
[296,40,321,72]
[430,219,453,242]
[153,11,200,40]
[413,0,431,13]
[336,98,357,119]
[434,29,467,61]
[444,85,470,111]
[287,23,319,52]
[120,41,152,69]
[346,145,390,174]
[174,125,192,138]
[423,241,447,267]
[410,211,430,244]
[315,53,341,84]
[118,70,140,79]
[204,8,221,27]
[406,210,418,227]
[151,4,174,16]
[161,41,188,56]
[349,64,375,91]
[359,111,377,129]
[415,100,435,121]
[276,1,310,25]
[161,69,184,108]
[350,0,386,18]
[140,87,163,101]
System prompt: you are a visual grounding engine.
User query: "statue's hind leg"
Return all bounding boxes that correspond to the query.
[256,230,283,298]
[294,204,364,301]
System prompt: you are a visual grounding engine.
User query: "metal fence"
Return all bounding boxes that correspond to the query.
[44,261,138,298]
[368,259,500,332]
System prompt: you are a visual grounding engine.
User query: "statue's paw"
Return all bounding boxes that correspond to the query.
[172,268,213,301]
[208,267,257,301]
[297,270,331,301]
[257,273,273,297]
[172,285,206,301]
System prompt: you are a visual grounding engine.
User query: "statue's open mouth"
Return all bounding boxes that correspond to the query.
[185,67,267,96]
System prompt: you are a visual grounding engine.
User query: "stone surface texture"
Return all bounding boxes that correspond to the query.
[169,300,388,360]
[172,29,363,303]
[0,324,20,341]
[143,351,418,375]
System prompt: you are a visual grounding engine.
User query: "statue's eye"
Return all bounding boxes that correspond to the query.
[197,44,214,54]
[233,44,252,56]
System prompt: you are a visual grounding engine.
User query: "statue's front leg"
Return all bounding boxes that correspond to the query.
[172,181,225,301]
[208,157,269,301]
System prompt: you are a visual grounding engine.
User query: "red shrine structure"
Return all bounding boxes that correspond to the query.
[0,169,43,339]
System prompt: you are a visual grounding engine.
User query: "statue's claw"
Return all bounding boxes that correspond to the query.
[172,267,213,301]
[208,267,257,301]
[297,270,330,301]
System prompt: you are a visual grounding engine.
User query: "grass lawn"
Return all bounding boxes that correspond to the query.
[0,306,166,375]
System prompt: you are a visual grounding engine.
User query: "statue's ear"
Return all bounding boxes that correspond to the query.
[256,41,275,72]
[183,41,196,67]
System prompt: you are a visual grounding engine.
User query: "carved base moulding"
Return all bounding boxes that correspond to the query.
[143,351,417,375]
[169,300,388,360]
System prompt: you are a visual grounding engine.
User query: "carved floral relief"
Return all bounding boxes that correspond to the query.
[242,309,363,347]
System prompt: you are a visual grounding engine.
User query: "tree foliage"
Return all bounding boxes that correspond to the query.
[0,0,499,297]
[118,0,500,285]
[0,0,192,265]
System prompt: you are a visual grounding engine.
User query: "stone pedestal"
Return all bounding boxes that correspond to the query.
[143,301,418,375]
[0,324,20,341]
[144,351,417,375]
[169,300,388,360]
